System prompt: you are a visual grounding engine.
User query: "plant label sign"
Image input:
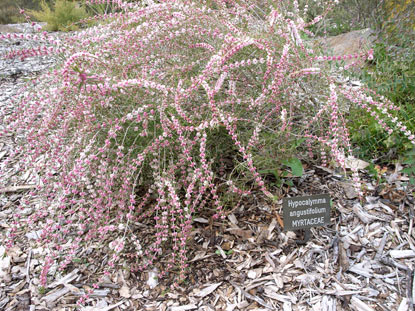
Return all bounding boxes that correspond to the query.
[283,194,331,231]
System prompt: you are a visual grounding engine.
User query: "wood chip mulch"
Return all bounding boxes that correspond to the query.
[1,139,414,311]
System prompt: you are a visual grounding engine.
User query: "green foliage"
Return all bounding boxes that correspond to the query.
[348,40,415,161]
[215,249,233,256]
[402,148,415,185]
[361,43,415,106]
[38,286,47,295]
[348,111,397,161]
[259,157,304,189]
[282,157,304,178]
[367,163,387,185]
[29,0,88,32]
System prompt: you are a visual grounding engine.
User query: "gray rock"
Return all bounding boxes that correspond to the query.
[315,28,377,65]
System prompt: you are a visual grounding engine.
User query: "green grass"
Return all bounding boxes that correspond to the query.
[347,39,415,162]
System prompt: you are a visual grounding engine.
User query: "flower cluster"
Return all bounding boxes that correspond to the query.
[1,0,413,285]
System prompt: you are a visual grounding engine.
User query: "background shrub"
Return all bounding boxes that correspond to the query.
[0,0,44,24]
[29,0,88,31]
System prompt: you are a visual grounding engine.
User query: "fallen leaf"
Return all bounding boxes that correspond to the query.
[193,217,208,224]
[345,156,369,170]
[226,228,254,240]
[339,182,358,199]
[119,285,131,298]
[227,214,238,225]
[195,282,222,298]
[275,212,284,229]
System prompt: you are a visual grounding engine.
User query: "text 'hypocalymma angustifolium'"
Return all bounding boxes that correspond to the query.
[283,194,331,231]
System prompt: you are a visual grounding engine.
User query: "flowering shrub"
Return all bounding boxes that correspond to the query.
[1,0,414,285]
